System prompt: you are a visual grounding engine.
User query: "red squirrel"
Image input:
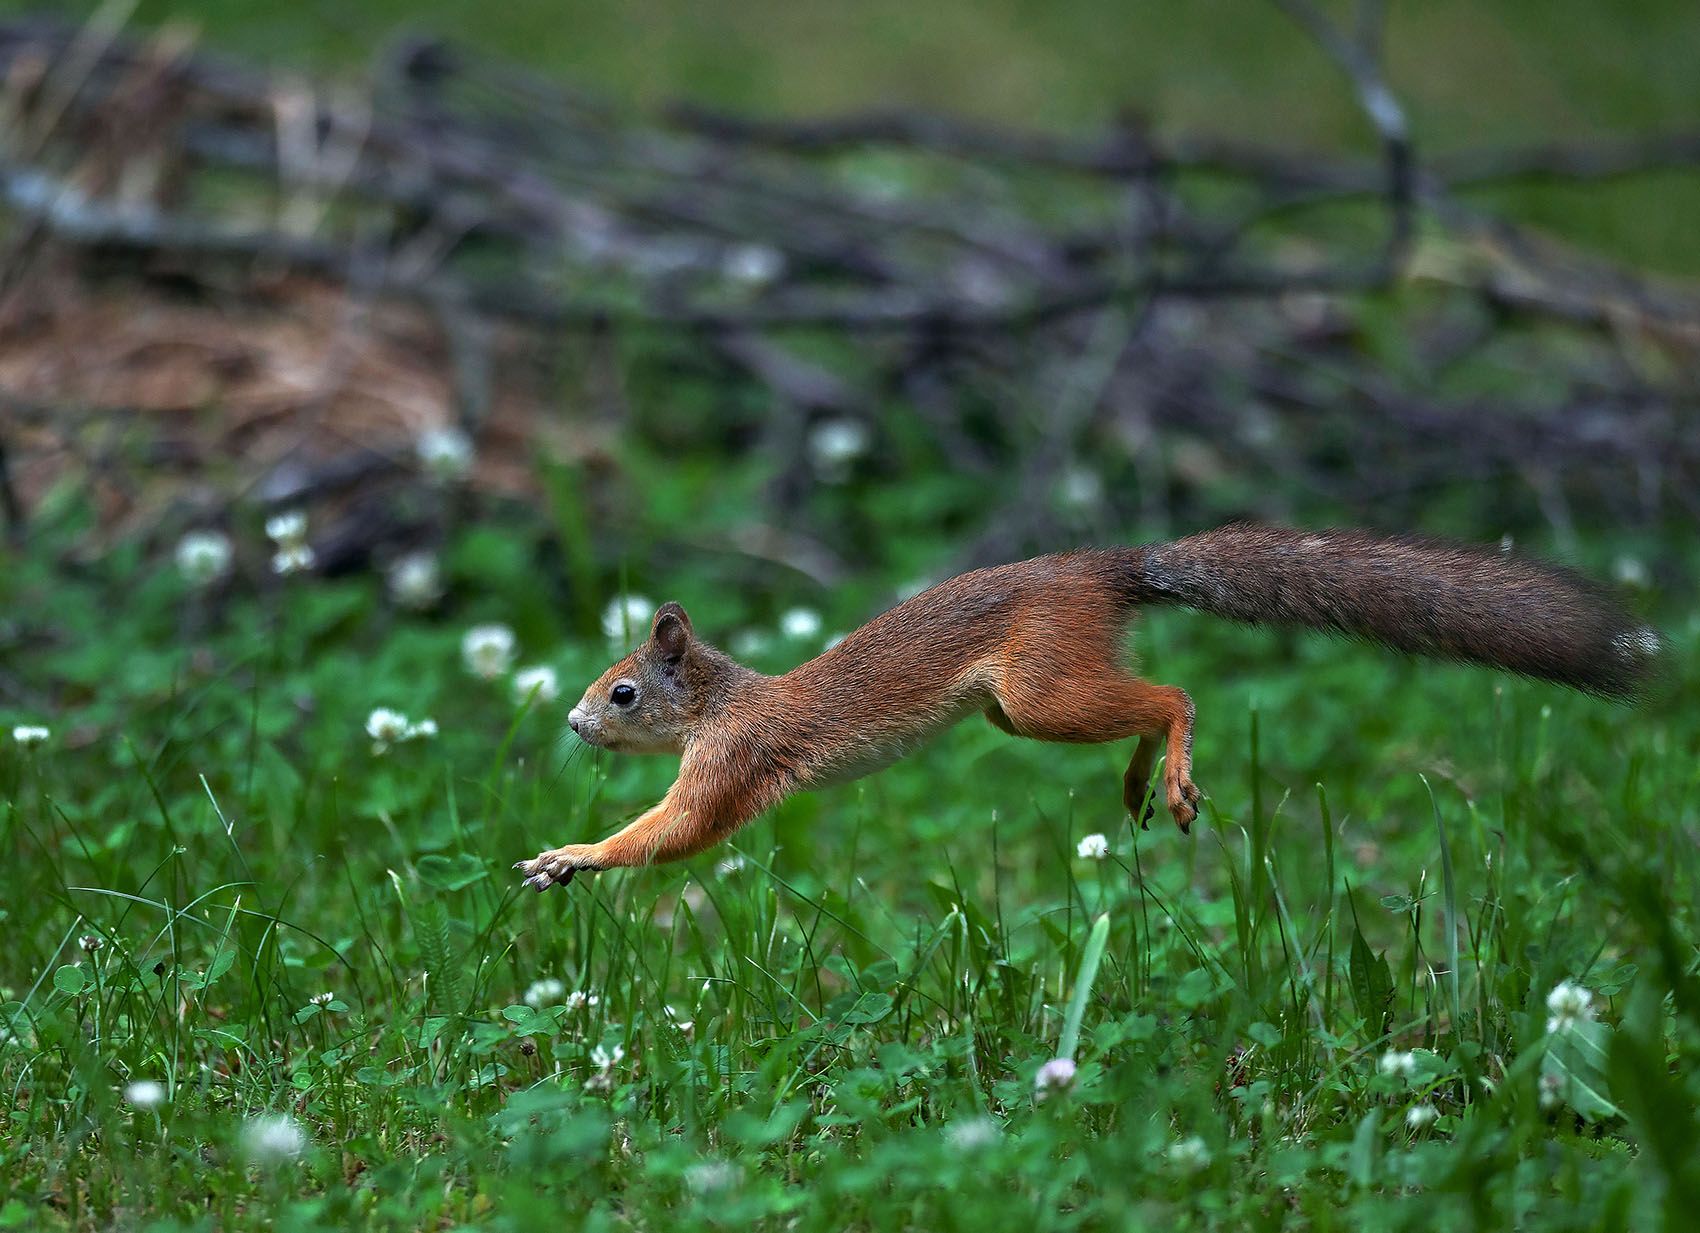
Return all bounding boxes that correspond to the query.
[515,524,1657,891]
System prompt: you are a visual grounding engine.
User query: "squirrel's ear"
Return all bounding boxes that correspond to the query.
[651,601,692,662]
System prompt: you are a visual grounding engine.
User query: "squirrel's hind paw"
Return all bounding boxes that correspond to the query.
[1167,778,1202,833]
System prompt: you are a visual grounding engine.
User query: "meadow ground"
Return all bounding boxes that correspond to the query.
[2,0,1697,1226]
[2,514,1696,1231]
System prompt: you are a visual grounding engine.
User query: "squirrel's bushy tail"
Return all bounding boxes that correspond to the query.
[1117,524,1658,698]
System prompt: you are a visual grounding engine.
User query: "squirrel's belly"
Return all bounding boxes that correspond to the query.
[795,693,987,791]
[799,738,913,789]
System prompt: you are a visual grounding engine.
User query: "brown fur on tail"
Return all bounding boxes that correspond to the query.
[1115,524,1658,698]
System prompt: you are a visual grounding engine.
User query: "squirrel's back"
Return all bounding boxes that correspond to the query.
[1108,524,1657,698]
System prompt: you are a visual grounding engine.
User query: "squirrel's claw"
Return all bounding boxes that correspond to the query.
[1168,777,1202,834]
[515,847,598,892]
[513,861,548,892]
[517,865,570,892]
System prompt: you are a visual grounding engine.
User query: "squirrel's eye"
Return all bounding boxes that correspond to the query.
[610,684,637,706]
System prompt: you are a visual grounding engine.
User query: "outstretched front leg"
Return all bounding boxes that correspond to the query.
[515,746,784,891]
[515,790,680,891]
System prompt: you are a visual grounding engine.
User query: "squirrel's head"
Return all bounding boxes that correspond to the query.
[568,601,705,754]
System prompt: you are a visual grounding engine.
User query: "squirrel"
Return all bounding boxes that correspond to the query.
[515,523,1659,891]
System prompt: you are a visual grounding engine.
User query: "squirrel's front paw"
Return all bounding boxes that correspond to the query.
[514,844,603,892]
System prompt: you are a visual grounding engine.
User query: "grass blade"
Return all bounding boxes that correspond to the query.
[1422,774,1462,1038]
[1058,912,1111,1061]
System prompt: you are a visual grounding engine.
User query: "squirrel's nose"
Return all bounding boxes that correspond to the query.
[568,707,586,734]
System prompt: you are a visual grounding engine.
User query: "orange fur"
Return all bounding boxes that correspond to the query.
[515,527,1651,890]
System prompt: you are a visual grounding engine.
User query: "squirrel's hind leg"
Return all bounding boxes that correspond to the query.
[991,672,1200,832]
[1123,736,1161,827]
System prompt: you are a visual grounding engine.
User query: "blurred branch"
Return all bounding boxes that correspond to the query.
[665,103,1160,178]
[0,154,1409,335]
[0,13,1694,558]
[0,422,22,538]
[1437,132,1700,187]
[1269,0,1414,277]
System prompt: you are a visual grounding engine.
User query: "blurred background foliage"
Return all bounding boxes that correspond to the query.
[58,0,1700,274]
[3,0,1697,619]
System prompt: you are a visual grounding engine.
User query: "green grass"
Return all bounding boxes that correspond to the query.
[2,4,1696,1225]
[3,510,1697,1230]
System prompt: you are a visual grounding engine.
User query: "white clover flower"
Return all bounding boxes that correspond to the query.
[807,418,869,478]
[264,510,308,545]
[563,989,600,1013]
[513,665,560,706]
[270,542,316,576]
[1057,466,1104,510]
[175,531,233,586]
[601,595,653,642]
[685,1159,739,1194]
[124,1079,167,1109]
[366,709,435,754]
[1034,1056,1076,1099]
[1076,833,1110,860]
[945,1117,999,1151]
[366,708,410,747]
[243,1113,307,1162]
[584,1042,625,1093]
[722,242,784,287]
[78,934,104,952]
[1378,1050,1418,1079]
[416,425,474,481]
[779,608,822,641]
[462,624,516,680]
[1166,1135,1211,1171]
[385,552,442,609]
[1406,1103,1439,1130]
[1545,980,1596,1034]
[12,724,50,749]
[309,992,335,1007]
[714,854,748,876]
[524,978,566,1008]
